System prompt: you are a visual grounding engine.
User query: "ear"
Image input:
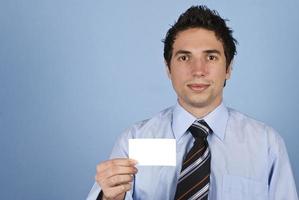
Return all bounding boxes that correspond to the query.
[165,60,171,79]
[225,62,233,80]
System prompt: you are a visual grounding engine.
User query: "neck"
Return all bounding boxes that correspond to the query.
[178,100,222,119]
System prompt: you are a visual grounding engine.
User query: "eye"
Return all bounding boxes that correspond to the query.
[178,55,189,62]
[207,55,218,61]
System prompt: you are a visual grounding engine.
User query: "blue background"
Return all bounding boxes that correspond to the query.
[0,0,298,199]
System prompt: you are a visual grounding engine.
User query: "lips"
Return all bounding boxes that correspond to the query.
[187,83,210,92]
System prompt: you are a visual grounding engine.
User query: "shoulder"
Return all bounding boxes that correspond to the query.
[228,108,268,130]
[121,106,175,138]
[227,108,285,147]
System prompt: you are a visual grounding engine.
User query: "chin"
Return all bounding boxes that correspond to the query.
[189,101,210,108]
[187,95,217,108]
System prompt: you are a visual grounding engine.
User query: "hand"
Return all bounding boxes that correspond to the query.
[95,158,138,200]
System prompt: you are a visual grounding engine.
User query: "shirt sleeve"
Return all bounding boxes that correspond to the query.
[86,182,101,200]
[86,129,134,200]
[267,127,298,200]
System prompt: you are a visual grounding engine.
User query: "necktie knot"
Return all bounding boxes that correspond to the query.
[188,120,211,140]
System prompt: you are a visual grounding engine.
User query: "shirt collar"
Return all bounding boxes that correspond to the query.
[172,102,228,141]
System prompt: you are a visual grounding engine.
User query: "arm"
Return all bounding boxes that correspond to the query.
[267,128,298,199]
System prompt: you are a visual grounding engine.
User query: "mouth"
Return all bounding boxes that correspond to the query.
[187,83,210,92]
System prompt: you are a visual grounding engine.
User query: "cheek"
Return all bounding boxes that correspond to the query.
[174,65,191,76]
[210,71,227,85]
[172,70,190,85]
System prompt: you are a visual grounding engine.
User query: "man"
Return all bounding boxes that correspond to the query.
[87,5,298,200]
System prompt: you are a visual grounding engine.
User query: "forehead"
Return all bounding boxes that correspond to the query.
[173,28,224,54]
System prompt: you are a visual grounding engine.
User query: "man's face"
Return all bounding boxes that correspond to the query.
[167,28,231,116]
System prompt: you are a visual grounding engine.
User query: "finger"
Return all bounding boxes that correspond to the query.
[108,158,137,166]
[97,174,134,187]
[95,165,137,187]
[97,158,137,172]
[100,165,137,180]
[103,183,132,199]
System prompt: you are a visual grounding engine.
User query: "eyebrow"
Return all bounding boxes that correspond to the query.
[174,50,191,57]
[203,49,222,55]
[174,49,222,57]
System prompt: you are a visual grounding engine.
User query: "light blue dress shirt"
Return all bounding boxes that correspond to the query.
[87,103,298,200]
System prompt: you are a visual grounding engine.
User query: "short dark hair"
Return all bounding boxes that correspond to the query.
[163,5,237,69]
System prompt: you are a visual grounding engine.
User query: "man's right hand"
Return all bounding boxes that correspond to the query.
[95,158,138,200]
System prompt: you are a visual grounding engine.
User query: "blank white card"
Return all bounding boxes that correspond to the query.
[129,139,176,166]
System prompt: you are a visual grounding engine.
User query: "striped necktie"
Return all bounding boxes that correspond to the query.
[174,120,212,200]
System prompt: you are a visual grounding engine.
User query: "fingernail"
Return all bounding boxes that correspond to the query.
[130,159,138,165]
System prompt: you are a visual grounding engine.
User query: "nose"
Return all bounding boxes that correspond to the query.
[191,58,208,77]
